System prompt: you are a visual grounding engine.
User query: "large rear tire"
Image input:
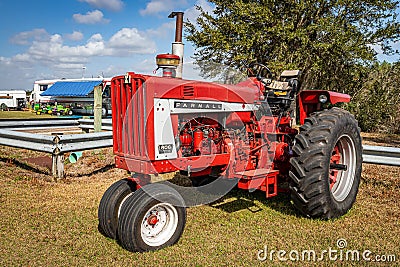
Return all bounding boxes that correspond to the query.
[98,179,136,239]
[118,183,186,252]
[289,108,362,219]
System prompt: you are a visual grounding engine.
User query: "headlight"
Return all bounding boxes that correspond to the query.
[319,94,328,104]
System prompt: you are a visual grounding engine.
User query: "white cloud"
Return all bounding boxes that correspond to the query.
[146,21,175,38]
[73,10,110,24]
[13,53,32,63]
[1,1,220,89]
[104,64,137,77]
[0,57,9,64]
[10,29,50,45]
[108,28,157,55]
[3,27,156,74]
[89,33,103,42]
[185,0,214,23]
[140,0,188,16]
[78,0,124,11]
[182,60,210,81]
[65,31,84,41]
[143,1,214,41]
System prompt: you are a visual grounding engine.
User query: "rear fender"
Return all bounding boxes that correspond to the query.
[298,90,350,125]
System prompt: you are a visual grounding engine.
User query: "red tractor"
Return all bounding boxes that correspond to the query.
[98,60,362,252]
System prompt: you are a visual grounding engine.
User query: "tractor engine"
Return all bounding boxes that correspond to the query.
[177,117,224,157]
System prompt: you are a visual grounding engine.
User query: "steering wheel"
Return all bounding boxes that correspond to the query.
[247,62,274,82]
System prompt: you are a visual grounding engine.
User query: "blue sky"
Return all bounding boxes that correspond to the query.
[0,0,398,90]
[0,0,213,90]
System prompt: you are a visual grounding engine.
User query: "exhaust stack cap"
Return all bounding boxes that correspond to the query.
[168,12,184,43]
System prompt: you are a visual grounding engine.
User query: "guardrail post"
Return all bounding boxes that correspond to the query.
[51,134,65,179]
[94,85,102,132]
[52,153,64,179]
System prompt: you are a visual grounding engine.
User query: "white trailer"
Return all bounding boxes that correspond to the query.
[0,90,27,110]
[31,77,112,116]
[31,78,111,104]
[31,79,58,103]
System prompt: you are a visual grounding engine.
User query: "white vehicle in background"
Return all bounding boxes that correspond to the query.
[0,90,27,110]
[30,79,58,104]
[31,77,112,116]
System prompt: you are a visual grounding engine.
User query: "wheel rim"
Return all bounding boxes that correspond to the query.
[329,134,357,202]
[140,203,179,247]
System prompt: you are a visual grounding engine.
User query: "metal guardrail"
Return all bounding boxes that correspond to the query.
[0,129,55,153]
[0,127,112,179]
[0,119,78,130]
[0,118,113,132]
[0,118,399,178]
[362,145,400,166]
[78,119,112,132]
[56,131,112,153]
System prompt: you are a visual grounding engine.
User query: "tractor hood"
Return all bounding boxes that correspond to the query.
[138,75,262,104]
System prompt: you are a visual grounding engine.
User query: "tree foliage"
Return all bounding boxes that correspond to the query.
[346,61,400,133]
[185,0,399,90]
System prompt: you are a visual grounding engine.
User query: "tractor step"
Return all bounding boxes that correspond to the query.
[235,169,279,198]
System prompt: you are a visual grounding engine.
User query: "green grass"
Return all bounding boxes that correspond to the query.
[0,146,399,266]
[0,110,54,119]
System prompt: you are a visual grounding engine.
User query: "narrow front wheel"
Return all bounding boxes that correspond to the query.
[98,179,136,239]
[118,183,186,252]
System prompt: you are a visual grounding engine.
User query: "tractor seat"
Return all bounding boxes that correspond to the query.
[267,80,290,96]
[266,70,301,97]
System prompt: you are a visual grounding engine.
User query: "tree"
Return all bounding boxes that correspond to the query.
[185,0,400,91]
[347,61,400,132]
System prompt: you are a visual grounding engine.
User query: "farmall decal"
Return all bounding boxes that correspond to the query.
[174,101,222,110]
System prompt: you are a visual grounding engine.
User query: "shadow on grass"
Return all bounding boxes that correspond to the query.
[0,155,115,178]
[67,164,115,177]
[209,188,298,217]
[0,156,49,175]
[166,172,298,217]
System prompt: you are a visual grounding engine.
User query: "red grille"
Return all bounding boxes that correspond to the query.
[182,85,195,97]
[111,74,147,158]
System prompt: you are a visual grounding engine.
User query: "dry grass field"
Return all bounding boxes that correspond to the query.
[0,144,399,266]
[0,111,399,266]
[0,110,54,119]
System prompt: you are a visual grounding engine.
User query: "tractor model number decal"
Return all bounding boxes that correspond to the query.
[158,144,174,154]
[174,101,222,110]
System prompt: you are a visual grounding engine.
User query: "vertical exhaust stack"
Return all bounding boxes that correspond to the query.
[169,12,184,79]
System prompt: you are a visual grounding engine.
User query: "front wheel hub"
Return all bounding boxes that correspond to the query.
[147,214,159,226]
[141,203,179,247]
